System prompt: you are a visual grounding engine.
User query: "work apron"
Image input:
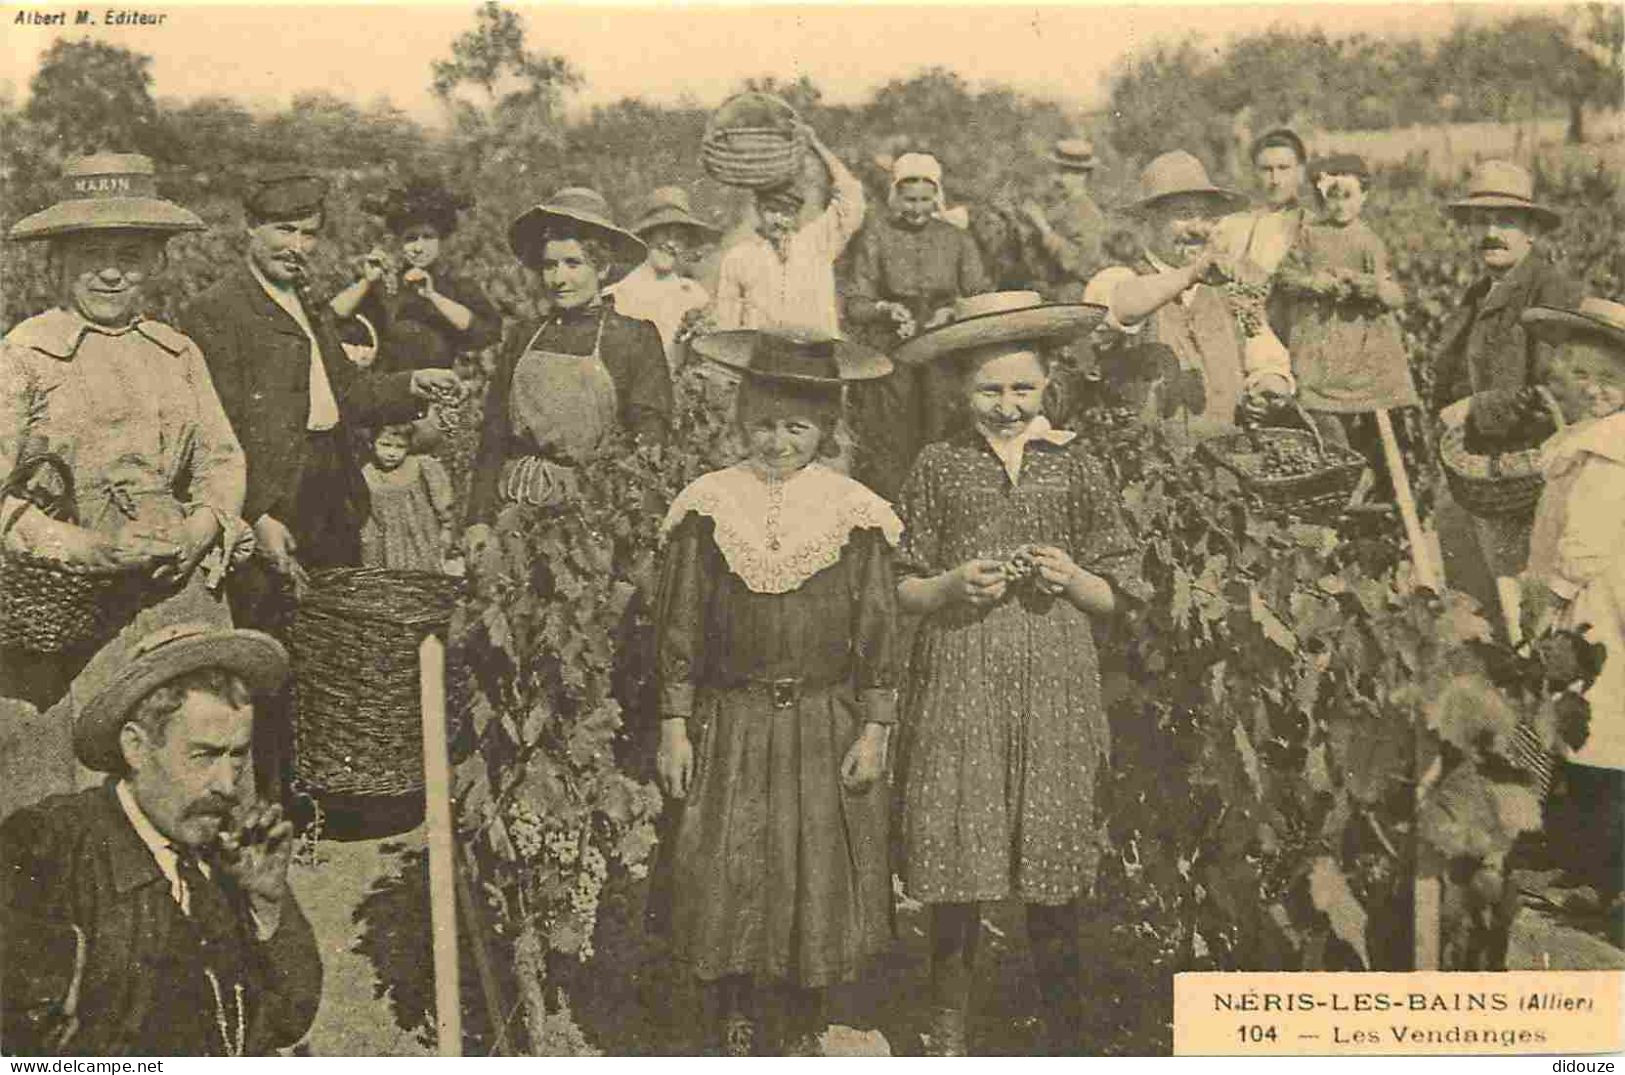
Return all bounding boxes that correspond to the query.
[500,311,619,508]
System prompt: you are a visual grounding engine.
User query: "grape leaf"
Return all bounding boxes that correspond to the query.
[1418,765,1526,859]
[1425,673,1519,753]
[1250,587,1297,654]
[1304,740,1332,795]
[1308,856,1370,968]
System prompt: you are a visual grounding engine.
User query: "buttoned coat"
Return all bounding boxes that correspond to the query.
[176,265,420,525]
[1,782,322,1055]
[1431,250,1582,412]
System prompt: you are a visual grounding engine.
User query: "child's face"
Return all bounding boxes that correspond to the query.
[965,347,1049,439]
[399,224,442,269]
[744,413,824,478]
[1547,339,1625,422]
[1317,173,1365,225]
[373,430,411,470]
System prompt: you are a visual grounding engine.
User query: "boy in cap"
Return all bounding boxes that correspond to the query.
[713,122,865,337]
[2,625,321,1055]
[611,186,720,372]
[1018,137,1107,302]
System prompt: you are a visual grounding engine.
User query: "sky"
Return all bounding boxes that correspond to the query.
[0,1,1560,125]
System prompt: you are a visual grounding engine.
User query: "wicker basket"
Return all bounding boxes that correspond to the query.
[1438,389,1563,519]
[701,92,803,189]
[288,567,464,797]
[1199,422,1368,515]
[0,454,140,654]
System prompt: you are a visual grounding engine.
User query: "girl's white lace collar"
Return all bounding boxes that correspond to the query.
[661,463,903,594]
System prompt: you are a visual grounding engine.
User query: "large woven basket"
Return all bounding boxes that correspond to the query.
[701,92,803,189]
[1199,423,1367,516]
[288,567,464,797]
[1438,390,1563,519]
[0,454,142,654]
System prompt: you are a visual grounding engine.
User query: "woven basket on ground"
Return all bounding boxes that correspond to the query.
[0,453,143,654]
[288,567,464,798]
[1199,421,1367,517]
[1438,390,1563,519]
[701,91,803,189]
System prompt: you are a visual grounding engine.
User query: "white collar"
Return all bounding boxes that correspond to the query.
[979,415,1075,484]
[115,779,202,909]
[1542,411,1625,475]
[661,462,902,594]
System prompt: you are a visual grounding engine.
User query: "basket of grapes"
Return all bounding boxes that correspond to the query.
[1438,387,1563,519]
[1199,423,1367,515]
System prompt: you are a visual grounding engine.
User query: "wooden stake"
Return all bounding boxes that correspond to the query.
[420,633,462,1056]
[1375,409,1440,592]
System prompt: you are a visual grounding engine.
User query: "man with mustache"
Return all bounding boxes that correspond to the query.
[1084,150,1264,432]
[1,625,321,1055]
[713,121,865,337]
[177,166,463,794]
[1432,160,1582,625]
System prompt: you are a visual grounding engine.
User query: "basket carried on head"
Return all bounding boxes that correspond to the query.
[1199,417,1367,516]
[0,453,144,654]
[288,567,464,797]
[1438,389,1564,519]
[701,91,804,189]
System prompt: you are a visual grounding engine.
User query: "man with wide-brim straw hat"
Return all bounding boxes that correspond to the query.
[1083,150,1262,434]
[1429,158,1581,634]
[464,188,670,535]
[1,622,325,1056]
[1521,297,1625,906]
[1,153,254,813]
[612,186,721,374]
[1018,137,1107,302]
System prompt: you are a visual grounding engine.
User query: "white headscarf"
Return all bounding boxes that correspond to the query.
[889,153,947,216]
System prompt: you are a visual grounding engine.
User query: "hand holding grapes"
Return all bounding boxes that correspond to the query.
[402,266,434,297]
[1026,545,1082,595]
[950,558,1009,607]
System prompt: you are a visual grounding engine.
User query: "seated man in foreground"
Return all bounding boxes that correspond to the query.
[2,625,321,1056]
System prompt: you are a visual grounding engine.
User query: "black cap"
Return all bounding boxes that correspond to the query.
[244,164,329,221]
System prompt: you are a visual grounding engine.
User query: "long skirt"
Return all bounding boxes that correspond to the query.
[670,682,893,988]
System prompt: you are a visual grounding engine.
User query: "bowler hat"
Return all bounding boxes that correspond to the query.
[1522,297,1625,354]
[1047,138,1098,172]
[1448,160,1560,229]
[75,624,289,773]
[244,164,329,222]
[630,187,720,244]
[8,154,205,241]
[508,187,646,283]
[690,329,892,386]
[1128,151,1248,216]
[893,291,1105,367]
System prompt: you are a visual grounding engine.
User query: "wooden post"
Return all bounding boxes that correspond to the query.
[1374,408,1443,969]
[1375,409,1440,592]
[420,633,462,1056]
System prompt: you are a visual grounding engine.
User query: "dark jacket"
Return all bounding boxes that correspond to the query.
[1432,250,1582,413]
[466,303,671,526]
[177,263,421,524]
[357,268,502,373]
[1,783,322,1056]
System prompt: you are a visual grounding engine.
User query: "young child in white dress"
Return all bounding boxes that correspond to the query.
[359,422,457,573]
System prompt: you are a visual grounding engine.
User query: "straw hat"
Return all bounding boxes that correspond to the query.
[629,187,721,244]
[1448,160,1561,229]
[508,187,647,282]
[75,624,289,773]
[690,328,892,386]
[1522,297,1625,354]
[9,153,205,241]
[892,291,1105,367]
[1047,138,1098,172]
[1128,151,1248,216]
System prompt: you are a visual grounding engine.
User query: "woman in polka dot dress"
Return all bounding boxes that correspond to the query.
[891,292,1144,1055]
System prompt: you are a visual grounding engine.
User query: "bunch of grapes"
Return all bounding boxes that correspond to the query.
[567,844,610,961]
[509,802,545,860]
[995,546,1038,584]
[1255,436,1322,479]
[544,827,581,867]
[1223,279,1271,338]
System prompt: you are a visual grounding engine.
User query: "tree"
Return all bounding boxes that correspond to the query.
[25,39,162,156]
[1105,40,1232,170]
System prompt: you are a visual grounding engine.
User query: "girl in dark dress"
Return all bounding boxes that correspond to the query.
[654,329,900,1055]
[891,292,1143,1055]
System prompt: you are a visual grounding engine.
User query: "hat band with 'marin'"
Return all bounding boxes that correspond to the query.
[65,173,158,199]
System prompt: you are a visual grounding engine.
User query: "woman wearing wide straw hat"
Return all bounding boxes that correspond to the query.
[844,152,991,499]
[654,328,899,1055]
[330,175,501,375]
[464,187,671,541]
[1,153,251,809]
[611,186,721,374]
[891,291,1143,1054]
